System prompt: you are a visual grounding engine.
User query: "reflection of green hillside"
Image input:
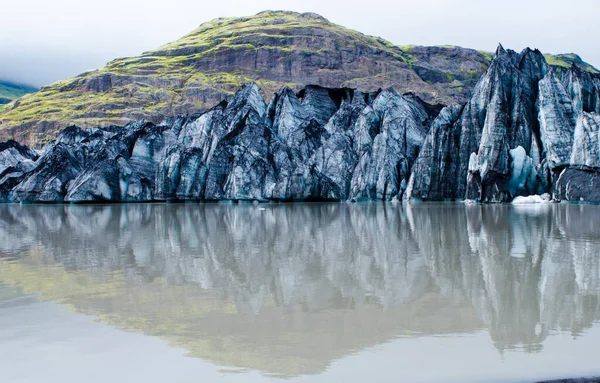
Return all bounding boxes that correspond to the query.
[0,253,480,376]
[1,203,600,377]
[0,283,23,301]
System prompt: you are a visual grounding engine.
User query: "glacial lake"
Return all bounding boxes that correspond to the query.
[0,202,599,383]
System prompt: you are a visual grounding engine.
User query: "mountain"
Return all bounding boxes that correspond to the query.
[0,11,497,145]
[1,46,599,204]
[0,80,37,105]
[2,11,597,147]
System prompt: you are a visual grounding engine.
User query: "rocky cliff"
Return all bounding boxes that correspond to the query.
[2,11,595,147]
[1,45,599,204]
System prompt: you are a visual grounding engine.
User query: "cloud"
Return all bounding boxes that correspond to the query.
[1,0,598,87]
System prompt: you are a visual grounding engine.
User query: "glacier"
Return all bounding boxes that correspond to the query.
[1,46,599,204]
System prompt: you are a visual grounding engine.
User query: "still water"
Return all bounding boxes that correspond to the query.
[0,202,599,383]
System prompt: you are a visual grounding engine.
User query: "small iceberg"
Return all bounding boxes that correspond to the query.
[511,194,552,204]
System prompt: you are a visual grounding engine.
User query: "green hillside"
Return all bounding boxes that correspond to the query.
[0,80,37,105]
[543,53,600,74]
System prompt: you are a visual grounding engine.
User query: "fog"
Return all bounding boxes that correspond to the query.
[1,0,598,87]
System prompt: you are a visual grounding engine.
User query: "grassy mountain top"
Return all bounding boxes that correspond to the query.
[544,53,599,74]
[153,11,398,56]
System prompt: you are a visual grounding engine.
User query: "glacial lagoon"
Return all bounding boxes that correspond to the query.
[0,202,599,383]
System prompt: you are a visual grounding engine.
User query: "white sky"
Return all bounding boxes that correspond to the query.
[1,0,598,87]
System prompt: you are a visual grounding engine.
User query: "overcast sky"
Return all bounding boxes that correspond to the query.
[1,0,598,87]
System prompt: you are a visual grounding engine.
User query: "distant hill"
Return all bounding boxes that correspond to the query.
[544,53,600,74]
[0,80,37,105]
[0,10,597,146]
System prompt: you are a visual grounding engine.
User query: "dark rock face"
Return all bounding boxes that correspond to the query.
[553,113,600,203]
[2,47,600,204]
[554,168,600,203]
[406,46,600,203]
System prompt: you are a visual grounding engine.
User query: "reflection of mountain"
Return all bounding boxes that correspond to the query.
[0,203,599,376]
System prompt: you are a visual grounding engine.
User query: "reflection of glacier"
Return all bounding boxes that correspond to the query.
[1,203,600,374]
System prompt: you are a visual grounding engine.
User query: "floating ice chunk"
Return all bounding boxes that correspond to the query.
[510,248,527,258]
[511,194,552,204]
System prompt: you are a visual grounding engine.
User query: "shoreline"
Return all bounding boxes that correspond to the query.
[1,199,598,206]
[539,379,600,383]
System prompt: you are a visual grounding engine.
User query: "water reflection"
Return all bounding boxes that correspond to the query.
[0,203,599,376]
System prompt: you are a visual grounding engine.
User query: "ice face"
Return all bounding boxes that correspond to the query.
[571,112,600,169]
[506,146,538,198]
